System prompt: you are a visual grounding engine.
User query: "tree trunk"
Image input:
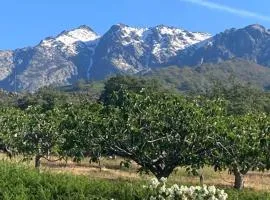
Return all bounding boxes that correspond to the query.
[65,157,68,167]
[233,168,244,190]
[99,159,101,172]
[4,146,12,159]
[35,155,42,169]
[155,169,173,180]
[200,174,204,185]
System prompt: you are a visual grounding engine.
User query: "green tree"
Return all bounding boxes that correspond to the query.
[16,87,68,111]
[0,107,26,158]
[211,113,270,190]
[204,81,270,115]
[100,75,164,106]
[59,102,104,164]
[102,89,216,179]
[1,106,64,169]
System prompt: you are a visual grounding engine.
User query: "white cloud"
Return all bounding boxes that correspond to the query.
[180,0,270,22]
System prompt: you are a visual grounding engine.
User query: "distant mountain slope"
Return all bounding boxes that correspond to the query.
[1,23,270,92]
[90,24,210,79]
[175,24,270,67]
[145,59,270,92]
[0,24,210,92]
[0,26,100,92]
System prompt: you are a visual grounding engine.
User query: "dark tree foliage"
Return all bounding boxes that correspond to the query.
[202,81,270,115]
[59,102,104,163]
[100,75,164,106]
[16,87,67,111]
[0,89,17,107]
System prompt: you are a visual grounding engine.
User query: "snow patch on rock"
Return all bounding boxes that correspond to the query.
[41,26,100,55]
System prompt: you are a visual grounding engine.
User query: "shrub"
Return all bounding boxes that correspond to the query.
[145,177,228,200]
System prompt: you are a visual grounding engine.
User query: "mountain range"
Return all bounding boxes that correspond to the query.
[0,23,270,92]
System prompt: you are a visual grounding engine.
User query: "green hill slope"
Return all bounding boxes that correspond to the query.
[145,59,270,92]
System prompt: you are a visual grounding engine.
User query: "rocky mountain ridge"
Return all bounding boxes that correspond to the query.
[176,24,270,67]
[0,24,210,91]
[1,23,270,92]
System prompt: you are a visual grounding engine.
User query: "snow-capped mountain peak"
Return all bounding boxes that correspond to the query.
[56,26,99,45]
[142,25,212,63]
[41,25,100,54]
[89,24,211,78]
[0,23,213,91]
[154,25,183,35]
[107,24,149,45]
[119,25,147,37]
[152,25,211,47]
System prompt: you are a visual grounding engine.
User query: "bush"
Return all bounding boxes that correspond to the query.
[145,177,228,200]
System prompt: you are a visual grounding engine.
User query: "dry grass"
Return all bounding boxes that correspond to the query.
[168,168,270,191]
[1,153,270,191]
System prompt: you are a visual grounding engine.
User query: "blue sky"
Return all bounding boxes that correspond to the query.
[1,0,270,49]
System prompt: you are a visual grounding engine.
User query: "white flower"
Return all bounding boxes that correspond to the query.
[158,194,165,200]
[217,190,228,200]
[202,185,209,196]
[186,186,195,196]
[182,195,188,200]
[208,186,216,195]
[165,187,173,196]
[160,177,167,183]
[159,185,166,194]
[145,178,228,200]
[149,178,160,189]
[208,196,217,200]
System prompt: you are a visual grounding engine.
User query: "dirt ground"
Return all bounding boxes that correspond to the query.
[35,156,270,191]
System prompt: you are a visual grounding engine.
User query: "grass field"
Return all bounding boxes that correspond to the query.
[1,154,270,199]
[40,156,270,191]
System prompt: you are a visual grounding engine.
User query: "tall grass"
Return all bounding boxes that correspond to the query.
[0,161,269,200]
[0,161,146,200]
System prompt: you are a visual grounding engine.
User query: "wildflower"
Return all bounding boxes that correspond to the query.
[144,178,228,200]
[149,178,160,189]
[208,186,216,195]
[160,177,167,183]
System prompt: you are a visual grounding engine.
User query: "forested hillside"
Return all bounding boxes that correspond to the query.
[146,59,270,92]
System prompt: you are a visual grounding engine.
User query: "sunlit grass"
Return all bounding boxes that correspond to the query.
[1,153,270,192]
[0,159,269,200]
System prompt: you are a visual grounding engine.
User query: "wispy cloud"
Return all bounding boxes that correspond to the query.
[180,0,270,22]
